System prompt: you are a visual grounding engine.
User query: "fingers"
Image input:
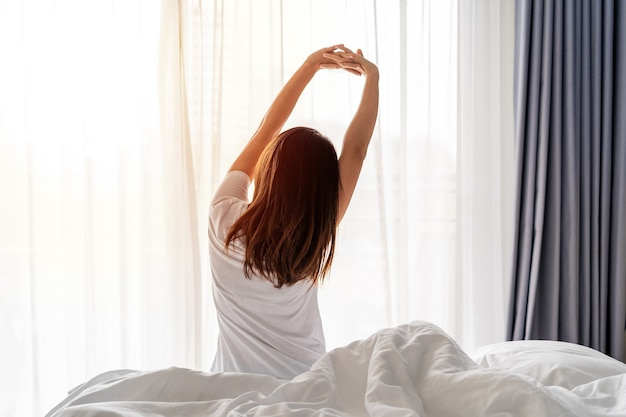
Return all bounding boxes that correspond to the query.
[321,52,351,67]
[340,63,364,76]
[317,45,369,76]
[335,44,355,54]
[320,62,364,76]
[325,44,364,56]
[322,52,345,63]
[320,63,362,76]
[322,51,359,65]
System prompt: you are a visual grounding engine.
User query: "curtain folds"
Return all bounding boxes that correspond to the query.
[159,0,205,368]
[0,1,207,415]
[508,0,626,360]
[1,0,515,414]
[458,0,515,351]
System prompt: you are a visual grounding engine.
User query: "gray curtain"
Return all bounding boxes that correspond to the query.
[508,0,626,360]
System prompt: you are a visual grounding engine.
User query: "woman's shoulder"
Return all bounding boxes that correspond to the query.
[209,171,251,242]
[211,170,251,206]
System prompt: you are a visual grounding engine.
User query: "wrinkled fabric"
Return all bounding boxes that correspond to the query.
[47,321,626,417]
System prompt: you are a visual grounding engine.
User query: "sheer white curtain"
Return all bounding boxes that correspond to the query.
[0,0,513,415]
[457,0,515,351]
[183,0,514,349]
[0,1,205,415]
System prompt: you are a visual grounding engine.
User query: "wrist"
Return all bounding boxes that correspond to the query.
[365,69,379,81]
[302,58,321,73]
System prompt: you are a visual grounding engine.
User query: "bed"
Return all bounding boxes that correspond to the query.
[46,321,626,417]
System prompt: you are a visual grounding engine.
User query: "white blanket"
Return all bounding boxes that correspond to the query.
[46,321,626,417]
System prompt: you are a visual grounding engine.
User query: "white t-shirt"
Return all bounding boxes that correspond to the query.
[208,170,326,380]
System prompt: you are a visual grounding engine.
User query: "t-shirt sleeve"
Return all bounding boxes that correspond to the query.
[209,170,251,242]
[211,170,251,205]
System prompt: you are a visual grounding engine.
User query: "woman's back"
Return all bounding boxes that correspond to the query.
[209,171,325,379]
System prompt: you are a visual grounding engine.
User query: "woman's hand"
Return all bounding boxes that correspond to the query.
[305,45,343,69]
[305,44,364,76]
[318,45,379,78]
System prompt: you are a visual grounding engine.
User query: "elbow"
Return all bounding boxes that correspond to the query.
[344,145,368,163]
[352,139,371,161]
[356,146,368,161]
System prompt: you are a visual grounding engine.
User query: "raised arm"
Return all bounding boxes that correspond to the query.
[229,45,346,178]
[325,48,379,223]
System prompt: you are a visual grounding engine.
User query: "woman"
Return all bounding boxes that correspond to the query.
[208,44,379,379]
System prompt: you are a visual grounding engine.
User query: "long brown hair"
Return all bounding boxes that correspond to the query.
[225,127,340,288]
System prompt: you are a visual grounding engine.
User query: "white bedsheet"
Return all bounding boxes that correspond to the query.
[46,321,626,417]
